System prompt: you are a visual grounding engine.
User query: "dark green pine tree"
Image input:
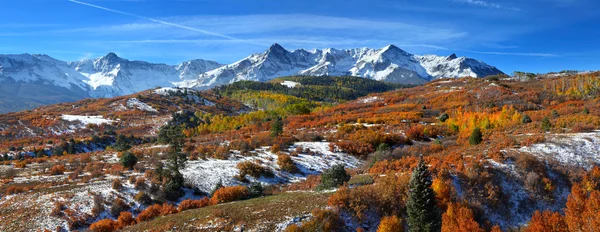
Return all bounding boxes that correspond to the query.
[270,116,284,137]
[163,132,187,201]
[407,156,441,232]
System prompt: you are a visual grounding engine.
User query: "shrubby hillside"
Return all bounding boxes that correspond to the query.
[1,74,600,231]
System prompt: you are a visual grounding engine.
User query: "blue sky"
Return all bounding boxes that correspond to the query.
[1,0,599,74]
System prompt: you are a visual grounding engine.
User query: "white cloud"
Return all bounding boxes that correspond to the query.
[464,50,559,57]
[68,0,254,43]
[451,0,521,11]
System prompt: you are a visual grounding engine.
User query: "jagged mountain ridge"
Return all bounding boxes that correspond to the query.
[69,53,223,98]
[184,44,503,89]
[0,44,503,112]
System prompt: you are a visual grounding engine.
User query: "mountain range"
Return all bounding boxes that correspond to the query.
[0,44,503,113]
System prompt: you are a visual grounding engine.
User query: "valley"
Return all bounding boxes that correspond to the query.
[0,73,599,231]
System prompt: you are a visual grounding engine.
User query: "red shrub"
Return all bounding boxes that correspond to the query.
[178,198,211,211]
[89,219,117,232]
[136,204,162,222]
[211,186,249,204]
[116,212,135,229]
[49,165,66,175]
[159,203,178,216]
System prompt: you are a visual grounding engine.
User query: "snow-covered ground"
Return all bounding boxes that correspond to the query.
[518,131,600,169]
[153,87,186,96]
[153,87,215,106]
[126,98,157,112]
[60,115,114,125]
[280,81,300,88]
[360,96,380,104]
[182,142,362,193]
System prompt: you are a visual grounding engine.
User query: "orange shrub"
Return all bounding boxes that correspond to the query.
[14,161,26,168]
[526,210,567,232]
[377,215,403,232]
[284,175,321,191]
[211,186,249,204]
[271,144,282,153]
[442,203,484,232]
[136,204,162,222]
[6,186,26,195]
[406,124,425,141]
[288,209,343,231]
[521,134,546,147]
[277,153,298,173]
[112,179,122,191]
[49,165,66,175]
[89,219,117,232]
[237,161,269,179]
[565,184,600,231]
[159,203,178,216]
[328,175,410,221]
[116,212,135,229]
[178,198,211,211]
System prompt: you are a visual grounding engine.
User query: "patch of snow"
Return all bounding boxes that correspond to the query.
[360,96,380,104]
[280,81,300,88]
[518,131,600,169]
[182,142,362,194]
[60,115,114,126]
[126,98,157,112]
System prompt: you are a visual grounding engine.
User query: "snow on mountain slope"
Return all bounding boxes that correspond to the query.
[0,54,89,90]
[0,45,502,112]
[0,54,93,113]
[186,44,502,89]
[70,53,223,98]
[416,53,504,79]
[176,59,223,80]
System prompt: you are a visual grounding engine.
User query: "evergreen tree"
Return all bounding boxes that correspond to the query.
[541,117,552,132]
[52,146,64,156]
[522,114,532,124]
[270,116,284,137]
[438,113,449,123]
[407,157,441,232]
[469,127,483,145]
[162,129,187,201]
[551,110,560,118]
[67,138,77,154]
[583,107,590,114]
[35,149,46,158]
[319,164,350,189]
[113,134,131,152]
[120,152,138,169]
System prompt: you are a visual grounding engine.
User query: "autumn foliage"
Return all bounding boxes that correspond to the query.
[89,219,117,232]
[136,203,178,222]
[284,209,343,232]
[210,186,249,204]
[526,210,567,232]
[376,215,403,232]
[177,198,211,211]
[49,165,66,175]
[441,203,484,232]
[564,183,600,231]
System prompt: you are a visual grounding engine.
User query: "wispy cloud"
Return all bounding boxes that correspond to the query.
[67,0,261,44]
[97,38,452,53]
[451,0,521,11]
[464,50,559,57]
[0,23,63,28]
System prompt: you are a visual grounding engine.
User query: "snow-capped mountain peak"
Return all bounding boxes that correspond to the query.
[0,44,503,112]
[185,44,502,89]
